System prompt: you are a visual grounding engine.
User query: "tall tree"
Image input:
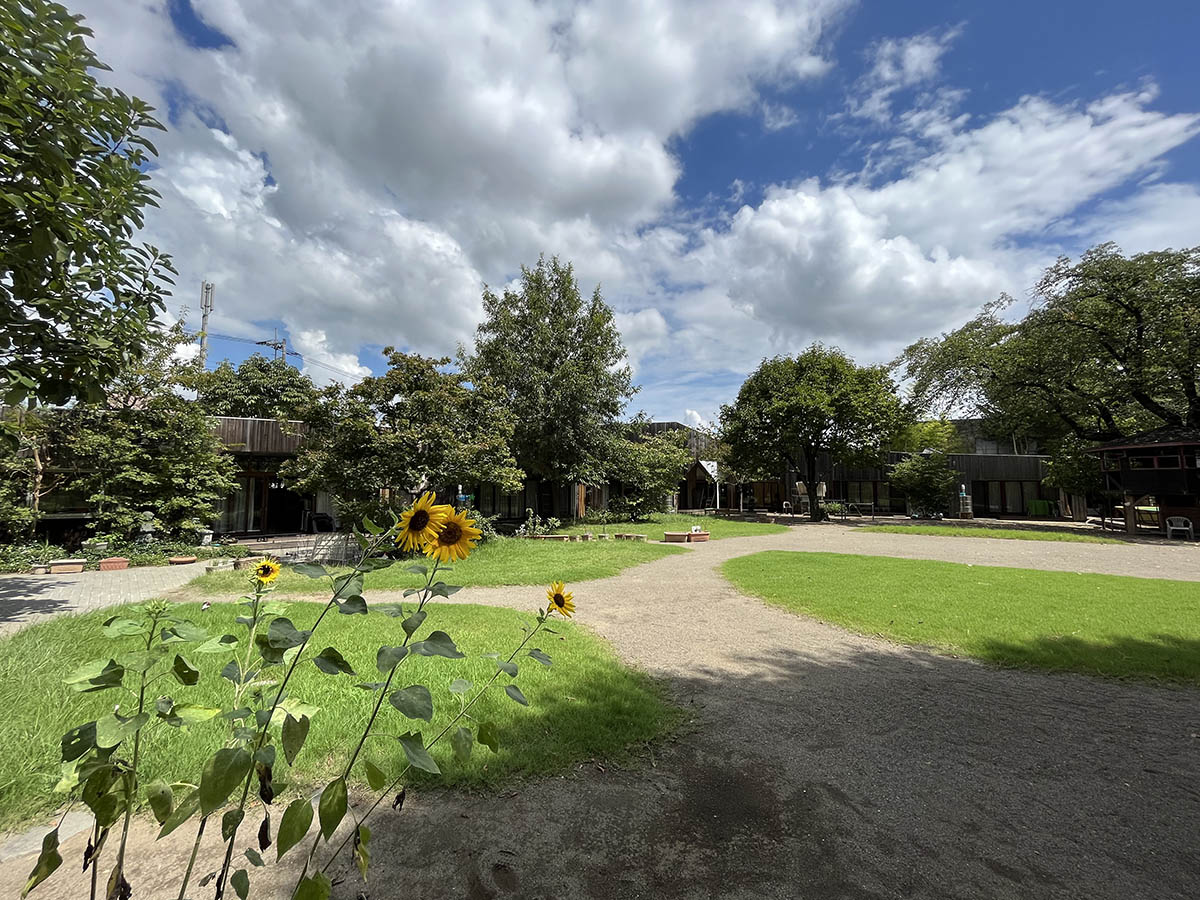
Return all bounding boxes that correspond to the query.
[193,354,319,420]
[899,243,1200,441]
[460,256,634,508]
[52,326,237,539]
[284,349,523,525]
[1,0,175,406]
[720,345,907,520]
[606,419,693,521]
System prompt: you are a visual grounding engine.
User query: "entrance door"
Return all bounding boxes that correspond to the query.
[220,474,267,534]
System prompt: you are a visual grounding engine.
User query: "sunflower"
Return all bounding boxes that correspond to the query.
[396,491,452,551]
[424,508,482,563]
[546,581,575,618]
[253,558,281,584]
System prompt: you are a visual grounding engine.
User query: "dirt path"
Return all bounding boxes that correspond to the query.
[2,526,1197,899]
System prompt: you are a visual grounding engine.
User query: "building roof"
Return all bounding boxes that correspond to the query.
[1089,425,1200,453]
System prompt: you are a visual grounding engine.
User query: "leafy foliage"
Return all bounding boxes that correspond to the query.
[888,451,958,517]
[898,243,1200,441]
[720,345,907,520]
[1042,434,1104,498]
[892,419,963,453]
[461,256,635,492]
[606,421,693,521]
[284,349,523,525]
[0,0,176,406]
[192,354,319,420]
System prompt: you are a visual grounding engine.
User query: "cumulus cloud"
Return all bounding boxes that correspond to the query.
[67,2,1200,422]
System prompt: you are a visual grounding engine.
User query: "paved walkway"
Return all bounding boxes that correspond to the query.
[1,525,1197,899]
[0,561,208,636]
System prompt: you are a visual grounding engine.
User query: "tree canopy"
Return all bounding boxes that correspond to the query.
[888,451,958,518]
[460,256,634,499]
[0,0,176,406]
[898,243,1200,442]
[720,345,907,519]
[606,419,693,521]
[193,354,319,420]
[283,349,523,525]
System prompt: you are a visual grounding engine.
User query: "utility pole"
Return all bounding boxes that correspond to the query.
[256,328,291,364]
[198,281,215,366]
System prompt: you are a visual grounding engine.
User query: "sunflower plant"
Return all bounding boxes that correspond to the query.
[25,493,573,900]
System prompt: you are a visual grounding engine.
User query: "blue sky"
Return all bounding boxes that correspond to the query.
[80,0,1200,425]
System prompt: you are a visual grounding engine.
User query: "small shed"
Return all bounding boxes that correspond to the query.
[1088,425,1200,533]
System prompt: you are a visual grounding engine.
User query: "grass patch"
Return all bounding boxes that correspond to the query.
[722,551,1200,682]
[0,599,675,831]
[557,513,787,541]
[856,524,1122,544]
[191,536,684,597]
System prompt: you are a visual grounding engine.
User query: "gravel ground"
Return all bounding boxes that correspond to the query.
[3,524,1197,899]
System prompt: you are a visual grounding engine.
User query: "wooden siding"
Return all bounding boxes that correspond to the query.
[210,417,307,455]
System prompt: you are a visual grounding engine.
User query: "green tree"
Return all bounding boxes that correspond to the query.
[0,405,63,540]
[1042,434,1103,498]
[460,256,634,510]
[606,421,693,521]
[893,418,963,453]
[284,349,523,525]
[62,327,237,539]
[899,243,1200,442]
[720,345,907,520]
[889,451,958,517]
[193,354,319,420]
[0,0,176,406]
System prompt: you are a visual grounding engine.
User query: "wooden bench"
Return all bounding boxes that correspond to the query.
[663,531,690,543]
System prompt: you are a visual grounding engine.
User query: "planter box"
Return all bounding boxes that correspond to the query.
[31,565,49,575]
[48,558,86,574]
[688,532,711,543]
[169,555,198,565]
[235,556,266,570]
[596,533,612,541]
[663,531,690,543]
[579,533,593,541]
[98,557,130,571]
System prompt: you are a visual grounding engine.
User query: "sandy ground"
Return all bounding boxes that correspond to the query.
[2,524,1198,899]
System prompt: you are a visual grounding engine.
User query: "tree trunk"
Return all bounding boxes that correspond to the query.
[805,455,821,522]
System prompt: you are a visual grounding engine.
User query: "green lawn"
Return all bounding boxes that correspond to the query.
[856,524,1122,544]
[557,512,787,542]
[191,536,684,596]
[722,551,1200,682]
[0,600,675,830]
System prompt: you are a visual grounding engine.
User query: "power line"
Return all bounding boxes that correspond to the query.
[183,328,365,381]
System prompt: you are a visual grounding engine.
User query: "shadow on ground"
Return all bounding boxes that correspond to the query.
[309,641,1199,900]
[0,576,66,625]
[975,631,1200,683]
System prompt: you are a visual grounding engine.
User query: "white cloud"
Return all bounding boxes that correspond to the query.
[849,26,963,122]
[66,2,1200,423]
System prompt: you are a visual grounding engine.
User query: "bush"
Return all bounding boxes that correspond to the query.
[0,540,250,573]
[462,508,500,543]
[514,508,560,537]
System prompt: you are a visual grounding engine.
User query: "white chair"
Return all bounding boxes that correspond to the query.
[1166,516,1194,540]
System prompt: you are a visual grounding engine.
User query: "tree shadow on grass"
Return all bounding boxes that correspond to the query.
[972,632,1200,683]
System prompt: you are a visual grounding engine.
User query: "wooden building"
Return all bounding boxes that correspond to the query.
[1088,426,1200,532]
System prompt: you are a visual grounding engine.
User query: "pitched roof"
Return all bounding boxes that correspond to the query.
[1089,424,1200,452]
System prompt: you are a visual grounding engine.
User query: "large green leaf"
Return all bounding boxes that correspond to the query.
[397,732,440,774]
[409,631,464,659]
[158,788,200,838]
[101,617,144,638]
[61,721,96,762]
[451,726,473,763]
[94,711,149,749]
[231,868,250,900]
[312,647,356,676]
[145,780,172,824]
[388,685,433,722]
[196,633,238,653]
[20,828,61,898]
[337,596,368,615]
[267,617,310,649]
[171,654,200,686]
[401,610,426,638]
[363,759,388,791]
[353,824,371,882]
[528,648,553,667]
[294,872,332,900]
[290,562,328,579]
[376,645,408,672]
[504,684,529,706]
[318,777,347,840]
[276,797,314,860]
[199,747,252,815]
[448,678,472,695]
[282,714,310,766]
[477,721,500,753]
[64,658,124,693]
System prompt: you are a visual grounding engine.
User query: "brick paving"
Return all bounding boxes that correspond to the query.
[0,562,208,636]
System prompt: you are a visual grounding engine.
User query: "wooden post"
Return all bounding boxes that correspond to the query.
[1124,494,1138,535]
